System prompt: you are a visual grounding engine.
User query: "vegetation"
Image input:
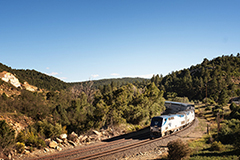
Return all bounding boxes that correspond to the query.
[0,77,165,156]
[0,63,69,91]
[0,120,15,155]
[167,139,191,160]
[1,54,240,158]
[184,103,240,160]
[71,77,149,90]
[151,54,240,105]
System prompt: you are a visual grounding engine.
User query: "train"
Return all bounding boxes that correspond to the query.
[150,101,195,138]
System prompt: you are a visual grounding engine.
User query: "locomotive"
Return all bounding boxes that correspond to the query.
[150,101,195,138]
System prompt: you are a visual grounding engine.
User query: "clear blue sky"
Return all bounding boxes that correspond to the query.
[0,0,240,82]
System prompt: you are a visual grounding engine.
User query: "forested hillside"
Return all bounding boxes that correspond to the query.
[0,62,148,91]
[151,54,240,105]
[0,63,69,91]
[0,63,164,157]
[71,77,149,90]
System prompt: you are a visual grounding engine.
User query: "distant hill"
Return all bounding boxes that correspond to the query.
[0,62,149,91]
[71,77,149,89]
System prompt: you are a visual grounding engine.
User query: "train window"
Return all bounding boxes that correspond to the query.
[150,117,163,127]
[178,115,184,117]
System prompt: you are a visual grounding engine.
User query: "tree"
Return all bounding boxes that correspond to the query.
[52,105,70,126]
[0,120,15,154]
[218,89,228,106]
[144,82,165,118]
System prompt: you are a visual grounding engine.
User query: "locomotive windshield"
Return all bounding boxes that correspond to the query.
[150,117,163,127]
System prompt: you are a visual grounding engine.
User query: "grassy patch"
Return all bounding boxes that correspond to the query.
[188,104,240,159]
[188,136,239,160]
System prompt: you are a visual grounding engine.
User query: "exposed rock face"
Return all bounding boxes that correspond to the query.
[22,82,38,92]
[0,71,21,88]
[0,71,38,92]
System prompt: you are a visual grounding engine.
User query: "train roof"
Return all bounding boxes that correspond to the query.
[165,101,194,107]
[152,113,184,119]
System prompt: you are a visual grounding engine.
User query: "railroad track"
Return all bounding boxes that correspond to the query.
[30,118,198,160]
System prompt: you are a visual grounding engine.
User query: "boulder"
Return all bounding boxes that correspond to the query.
[68,132,78,142]
[44,148,49,152]
[49,140,58,148]
[56,146,62,151]
[68,140,77,147]
[59,133,67,140]
[24,150,30,155]
[78,135,83,140]
[81,135,88,142]
[63,139,68,144]
[93,130,102,137]
[45,138,51,146]
[56,138,63,143]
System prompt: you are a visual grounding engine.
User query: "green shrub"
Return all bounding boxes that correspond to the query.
[25,131,37,147]
[212,105,223,116]
[218,119,240,144]
[16,131,46,149]
[167,139,192,160]
[0,120,15,153]
[33,120,64,139]
[16,131,25,143]
[205,105,211,111]
[203,98,216,106]
[210,141,224,151]
[15,142,25,153]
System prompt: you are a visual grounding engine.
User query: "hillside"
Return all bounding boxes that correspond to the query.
[71,77,149,89]
[0,63,69,91]
[152,54,240,103]
[0,62,149,91]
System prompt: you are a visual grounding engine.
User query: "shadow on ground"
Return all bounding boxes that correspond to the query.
[102,126,150,142]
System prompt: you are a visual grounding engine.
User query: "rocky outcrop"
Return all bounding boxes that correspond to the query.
[22,82,38,92]
[0,71,21,88]
[0,71,38,92]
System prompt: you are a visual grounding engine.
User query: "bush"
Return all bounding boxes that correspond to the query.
[15,142,25,153]
[16,130,46,149]
[33,120,64,139]
[167,139,191,160]
[210,141,224,151]
[218,119,240,144]
[0,120,15,154]
[203,98,216,106]
[212,105,223,116]
[205,105,211,111]
[16,131,25,143]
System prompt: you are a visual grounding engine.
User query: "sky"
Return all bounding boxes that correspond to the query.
[0,0,240,82]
